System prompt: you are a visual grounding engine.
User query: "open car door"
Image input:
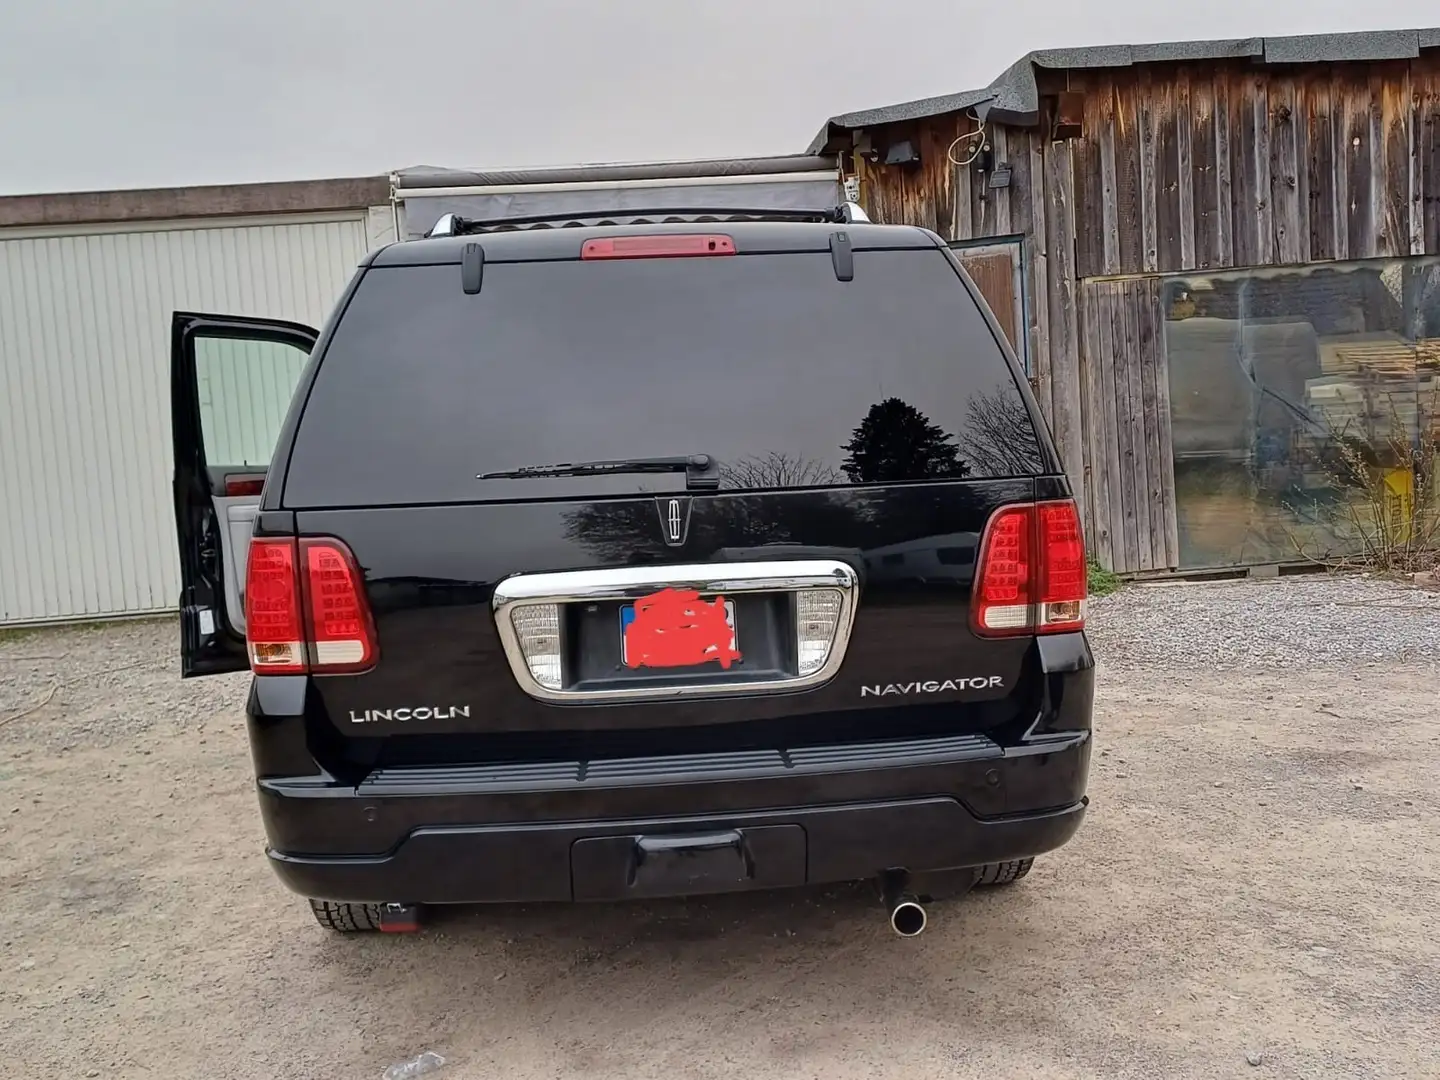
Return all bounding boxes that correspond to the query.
[171,312,318,677]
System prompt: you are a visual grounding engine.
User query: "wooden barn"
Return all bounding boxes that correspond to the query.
[810,28,1440,574]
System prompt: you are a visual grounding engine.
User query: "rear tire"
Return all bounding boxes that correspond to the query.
[975,858,1034,886]
[308,899,384,932]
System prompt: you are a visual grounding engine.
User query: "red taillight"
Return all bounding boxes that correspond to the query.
[300,538,378,673]
[243,536,377,675]
[972,500,1087,637]
[972,506,1033,635]
[244,539,306,674]
[580,234,736,260]
[1035,501,1087,628]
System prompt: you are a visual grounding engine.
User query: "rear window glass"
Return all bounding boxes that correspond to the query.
[283,248,1045,507]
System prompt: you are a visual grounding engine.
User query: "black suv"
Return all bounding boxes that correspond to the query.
[171,207,1093,936]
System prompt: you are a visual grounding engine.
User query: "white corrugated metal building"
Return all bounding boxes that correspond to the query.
[0,157,841,626]
[0,177,395,625]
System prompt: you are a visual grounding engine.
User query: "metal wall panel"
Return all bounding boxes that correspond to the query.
[0,214,370,624]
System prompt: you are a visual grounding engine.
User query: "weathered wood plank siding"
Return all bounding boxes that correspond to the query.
[1026,134,1053,425]
[1065,57,1440,277]
[1079,279,1176,571]
[1426,79,1440,249]
[1044,139,1087,526]
[857,55,1440,271]
[853,52,1440,571]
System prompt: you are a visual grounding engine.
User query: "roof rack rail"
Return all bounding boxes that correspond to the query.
[423,202,871,238]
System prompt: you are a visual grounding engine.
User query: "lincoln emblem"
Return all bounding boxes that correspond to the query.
[656,496,692,546]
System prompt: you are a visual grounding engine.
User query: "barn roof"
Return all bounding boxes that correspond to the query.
[806,27,1440,153]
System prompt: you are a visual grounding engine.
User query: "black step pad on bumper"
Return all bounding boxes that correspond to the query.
[357,733,1003,796]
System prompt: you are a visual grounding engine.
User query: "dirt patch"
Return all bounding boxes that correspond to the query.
[2,603,1438,1080]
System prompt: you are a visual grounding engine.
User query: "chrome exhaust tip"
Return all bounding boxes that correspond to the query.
[879,872,927,937]
[889,896,927,937]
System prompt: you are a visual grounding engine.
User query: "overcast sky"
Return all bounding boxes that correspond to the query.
[2,0,1437,194]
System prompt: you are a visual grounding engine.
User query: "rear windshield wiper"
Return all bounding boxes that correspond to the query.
[478,453,720,489]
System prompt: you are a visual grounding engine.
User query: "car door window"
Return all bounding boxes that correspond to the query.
[189,330,311,642]
[194,335,310,468]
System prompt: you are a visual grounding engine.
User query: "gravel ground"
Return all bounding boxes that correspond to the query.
[1089,573,1440,669]
[1,574,1437,1080]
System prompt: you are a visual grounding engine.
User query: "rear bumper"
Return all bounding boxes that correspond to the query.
[272,794,1087,904]
[260,729,1091,904]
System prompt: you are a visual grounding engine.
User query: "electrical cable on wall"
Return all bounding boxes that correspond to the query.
[948,107,988,241]
[947,109,987,168]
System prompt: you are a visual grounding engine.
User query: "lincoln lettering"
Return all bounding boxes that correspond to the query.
[860,677,1003,698]
[349,705,470,724]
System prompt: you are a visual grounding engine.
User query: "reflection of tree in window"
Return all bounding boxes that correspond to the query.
[840,398,969,484]
[561,483,868,565]
[956,387,1045,477]
[565,401,999,564]
[562,500,672,565]
[720,452,842,490]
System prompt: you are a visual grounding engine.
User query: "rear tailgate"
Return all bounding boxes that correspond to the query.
[278,235,1064,769]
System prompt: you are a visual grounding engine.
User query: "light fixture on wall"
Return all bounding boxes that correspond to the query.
[1051,91,1084,141]
[884,140,921,167]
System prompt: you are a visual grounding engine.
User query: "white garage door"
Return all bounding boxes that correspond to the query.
[0,213,373,625]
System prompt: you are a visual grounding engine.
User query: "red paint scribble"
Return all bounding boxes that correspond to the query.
[623,588,740,670]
